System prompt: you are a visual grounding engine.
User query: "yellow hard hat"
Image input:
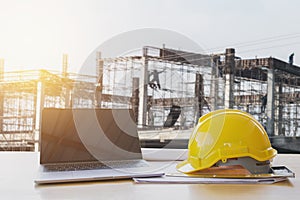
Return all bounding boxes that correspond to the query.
[177,109,277,173]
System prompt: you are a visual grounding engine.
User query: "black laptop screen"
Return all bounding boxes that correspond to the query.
[40,108,142,164]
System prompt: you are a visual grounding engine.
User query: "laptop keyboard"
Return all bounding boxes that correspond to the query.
[43,160,148,172]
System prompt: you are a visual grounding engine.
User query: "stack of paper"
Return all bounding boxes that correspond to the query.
[133,166,295,184]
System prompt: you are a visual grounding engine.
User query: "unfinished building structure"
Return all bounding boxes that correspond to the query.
[0,56,97,151]
[231,54,300,152]
[94,46,300,151]
[96,46,211,129]
[0,47,300,152]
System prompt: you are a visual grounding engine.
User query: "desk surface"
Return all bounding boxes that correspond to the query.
[0,152,299,200]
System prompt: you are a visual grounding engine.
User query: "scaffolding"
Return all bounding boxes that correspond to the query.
[230,58,300,137]
[96,47,211,130]
[0,69,97,151]
[1,46,300,151]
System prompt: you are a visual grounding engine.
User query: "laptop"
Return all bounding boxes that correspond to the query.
[35,108,164,184]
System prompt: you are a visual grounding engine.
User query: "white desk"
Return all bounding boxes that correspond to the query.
[0,152,299,200]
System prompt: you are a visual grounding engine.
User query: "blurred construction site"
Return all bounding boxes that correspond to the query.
[1,46,300,152]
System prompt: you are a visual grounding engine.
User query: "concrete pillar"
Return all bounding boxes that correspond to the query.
[277,83,283,135]
[35,73,45,152]
[131,78,139,123]
[266,64,275,136]
[195,73,204,120]
[138,47,149,128]
[95,52,103,108]
[62,54,72,108]
[62,54,68,77]
[210,55,220,110]
[224,48,235,109]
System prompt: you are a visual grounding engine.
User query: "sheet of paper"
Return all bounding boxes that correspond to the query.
[133,176,288,184]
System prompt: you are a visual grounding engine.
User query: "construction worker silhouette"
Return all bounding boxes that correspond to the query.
[261,94,267,113]
[149,69,164,90]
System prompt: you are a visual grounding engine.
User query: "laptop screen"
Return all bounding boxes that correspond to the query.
[40,108,142,164]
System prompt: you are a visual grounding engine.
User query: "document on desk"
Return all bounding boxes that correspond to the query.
[133,165,294,184]
[133,176,288,184]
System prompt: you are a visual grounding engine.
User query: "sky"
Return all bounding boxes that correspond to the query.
[1,0,300,73]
